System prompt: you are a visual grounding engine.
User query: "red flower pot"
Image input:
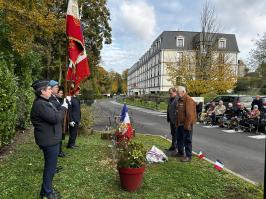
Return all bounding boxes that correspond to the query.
[118,167,145,192]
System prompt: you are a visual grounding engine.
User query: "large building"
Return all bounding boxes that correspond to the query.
[127,31,239,95]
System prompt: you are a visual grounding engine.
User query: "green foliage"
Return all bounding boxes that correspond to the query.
[234,77,266,95]
[0,58,18,146]
[117,140,146,168]
[16,88,34,129]
[79,104,94,135]
[200,92,217,103]
[0,0,112,146]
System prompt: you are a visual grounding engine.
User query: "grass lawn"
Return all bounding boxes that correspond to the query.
[0,130,263,199]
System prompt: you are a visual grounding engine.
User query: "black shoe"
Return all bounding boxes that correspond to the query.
[58,152,66,158]
[41,193,60,199]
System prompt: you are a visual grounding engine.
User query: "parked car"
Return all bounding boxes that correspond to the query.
[204,95,253,111]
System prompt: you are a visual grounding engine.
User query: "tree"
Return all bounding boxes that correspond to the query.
[249,32,266,71]
[166,0,236,95]
[166,52,236,96]
[121,69,128,94]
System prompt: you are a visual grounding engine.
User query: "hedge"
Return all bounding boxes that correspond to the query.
[0,59,18,147]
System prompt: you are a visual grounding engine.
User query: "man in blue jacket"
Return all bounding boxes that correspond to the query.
[67,87,81,149]
[31,80,68,199]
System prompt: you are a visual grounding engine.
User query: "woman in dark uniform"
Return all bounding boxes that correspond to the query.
[30,80,68,199]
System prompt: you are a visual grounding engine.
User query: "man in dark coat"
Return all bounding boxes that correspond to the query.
[166,87,179,151]
[67,87,81,149]
[31,80,68,199]
[49,80,66,158]
[251,95,263,112]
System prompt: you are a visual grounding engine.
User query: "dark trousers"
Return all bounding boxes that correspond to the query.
[170,122,177,149]
[40,143,60,196]
[68,123,78,147]
[176,125,193,158]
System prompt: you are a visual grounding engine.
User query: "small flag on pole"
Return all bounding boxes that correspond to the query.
[214,160,224,171]
[197,151,205,159]
[120,104,133,140]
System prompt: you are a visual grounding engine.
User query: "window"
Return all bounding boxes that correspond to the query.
[176,36,184,47]
[218,38,226,49]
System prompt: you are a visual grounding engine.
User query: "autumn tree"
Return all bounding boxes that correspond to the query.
[0,0,112,144]
[166,0,236,96]
[121,69,128,94]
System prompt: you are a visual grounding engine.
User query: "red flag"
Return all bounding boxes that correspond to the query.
[66,0,90,87]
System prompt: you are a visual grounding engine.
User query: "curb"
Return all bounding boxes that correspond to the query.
[138,133,258,186]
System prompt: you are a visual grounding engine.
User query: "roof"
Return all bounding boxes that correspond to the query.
[154,31,239,52]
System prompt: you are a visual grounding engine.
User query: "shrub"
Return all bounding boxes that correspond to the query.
[0,59,18,147]
[117,140,146,168]
[79,104,94,135]
[16,88,34,129]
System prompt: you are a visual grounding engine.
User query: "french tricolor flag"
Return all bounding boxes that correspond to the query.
[214,160,224,171]
[120,104,133,140]
[197,151,205,159]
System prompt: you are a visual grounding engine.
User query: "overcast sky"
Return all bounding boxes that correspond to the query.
[100,0,266,73]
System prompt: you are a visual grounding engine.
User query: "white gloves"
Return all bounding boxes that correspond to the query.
[69,121,75,127]
[66,96,72,104]
[62,98,68,109]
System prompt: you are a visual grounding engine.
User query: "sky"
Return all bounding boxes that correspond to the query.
[100,0,266,74]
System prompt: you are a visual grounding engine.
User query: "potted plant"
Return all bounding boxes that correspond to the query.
[116,138,146,192]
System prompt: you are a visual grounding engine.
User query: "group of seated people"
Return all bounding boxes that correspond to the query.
[199,100,265,133]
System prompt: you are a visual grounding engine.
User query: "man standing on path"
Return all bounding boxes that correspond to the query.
[176,86,196,162]
[166,87,179,152]
[67,87,81,149]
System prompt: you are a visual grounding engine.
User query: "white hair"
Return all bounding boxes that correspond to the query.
[177,86,186,93]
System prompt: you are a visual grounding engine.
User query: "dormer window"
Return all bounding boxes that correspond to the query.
[218,38,226,49]
[176,36,184,47]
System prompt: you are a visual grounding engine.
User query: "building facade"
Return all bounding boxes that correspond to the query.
[127,31,239,95]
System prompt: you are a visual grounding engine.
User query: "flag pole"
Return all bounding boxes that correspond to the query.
[63,0,69,135]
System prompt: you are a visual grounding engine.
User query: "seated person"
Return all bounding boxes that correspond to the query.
[224,103,235,119]
[220,103,234,127]
[210,100,226,124]
[234,103,249,119]
[248,105,260,119]
[235,103,253,129]
[198,101,216,124]
[207,101,216,115]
